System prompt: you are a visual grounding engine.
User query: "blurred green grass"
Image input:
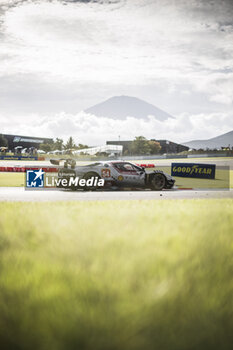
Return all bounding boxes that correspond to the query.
[0,199,233,350]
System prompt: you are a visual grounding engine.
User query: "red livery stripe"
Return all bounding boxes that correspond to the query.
[0,166,58,173]
[136,163,155,168]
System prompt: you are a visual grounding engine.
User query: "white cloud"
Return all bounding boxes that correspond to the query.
[1,110,232,145]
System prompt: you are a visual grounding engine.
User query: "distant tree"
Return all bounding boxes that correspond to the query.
[130,136,151,155]
[39,143,53,153]
[148,140,161,154]
[54,138,64,151]
[65,137,76,150]
[95,152,108,157]
[0,134,8,147]
[77,143,88,150]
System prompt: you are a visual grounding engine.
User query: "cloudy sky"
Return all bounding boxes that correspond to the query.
[0,0,233,145]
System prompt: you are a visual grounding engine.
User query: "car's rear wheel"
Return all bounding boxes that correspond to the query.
[83,172,101,191]
[150,173,166,191]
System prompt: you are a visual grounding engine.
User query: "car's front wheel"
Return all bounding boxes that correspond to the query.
[149,173,166,191]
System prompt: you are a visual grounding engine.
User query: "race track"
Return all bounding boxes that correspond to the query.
[0,157,232,201]
[0,187,232,202]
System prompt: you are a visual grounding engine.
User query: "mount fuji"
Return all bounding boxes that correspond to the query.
[85,96,174,121]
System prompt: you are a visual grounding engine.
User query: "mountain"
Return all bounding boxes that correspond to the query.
[85,96,174,121]
[183,130,233,149]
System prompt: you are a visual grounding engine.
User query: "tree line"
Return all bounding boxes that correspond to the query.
[39,137,88,153]
[123,136,161,155]
[0,134,162,155]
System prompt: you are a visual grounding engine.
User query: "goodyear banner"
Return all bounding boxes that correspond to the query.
[171,163,216,179]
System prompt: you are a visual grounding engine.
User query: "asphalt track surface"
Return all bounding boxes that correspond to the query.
[0,187,232,202]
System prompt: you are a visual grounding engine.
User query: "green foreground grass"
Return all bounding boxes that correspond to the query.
[0,199,233,350]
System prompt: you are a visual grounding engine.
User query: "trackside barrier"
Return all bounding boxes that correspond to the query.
[0,155,38,160]
[0,165,155,171]
[0,156,45,161]
[0,166,58,173]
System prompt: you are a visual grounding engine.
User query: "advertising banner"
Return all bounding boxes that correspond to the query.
[0,155,38,161]
[171,163,216,179]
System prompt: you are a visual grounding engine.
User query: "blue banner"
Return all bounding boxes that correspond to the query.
[171,163,216,179]
[0,155,38,160]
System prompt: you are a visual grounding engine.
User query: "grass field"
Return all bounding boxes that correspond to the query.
[0,199,233,350]
[0,172,25,187]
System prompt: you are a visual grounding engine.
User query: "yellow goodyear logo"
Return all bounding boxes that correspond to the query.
[171,163,216,179]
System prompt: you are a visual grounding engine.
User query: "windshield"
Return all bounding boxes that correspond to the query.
[113,163,138,172]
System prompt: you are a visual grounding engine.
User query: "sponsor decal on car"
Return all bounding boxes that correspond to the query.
[117,175,124,181]
[101,169,111,178]
[171,163,216,179]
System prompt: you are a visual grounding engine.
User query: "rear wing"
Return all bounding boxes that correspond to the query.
[50,158,76,168]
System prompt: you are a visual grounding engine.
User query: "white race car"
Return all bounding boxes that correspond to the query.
[50,159,175,191]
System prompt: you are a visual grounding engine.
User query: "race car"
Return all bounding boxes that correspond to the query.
[50,159,175,191]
